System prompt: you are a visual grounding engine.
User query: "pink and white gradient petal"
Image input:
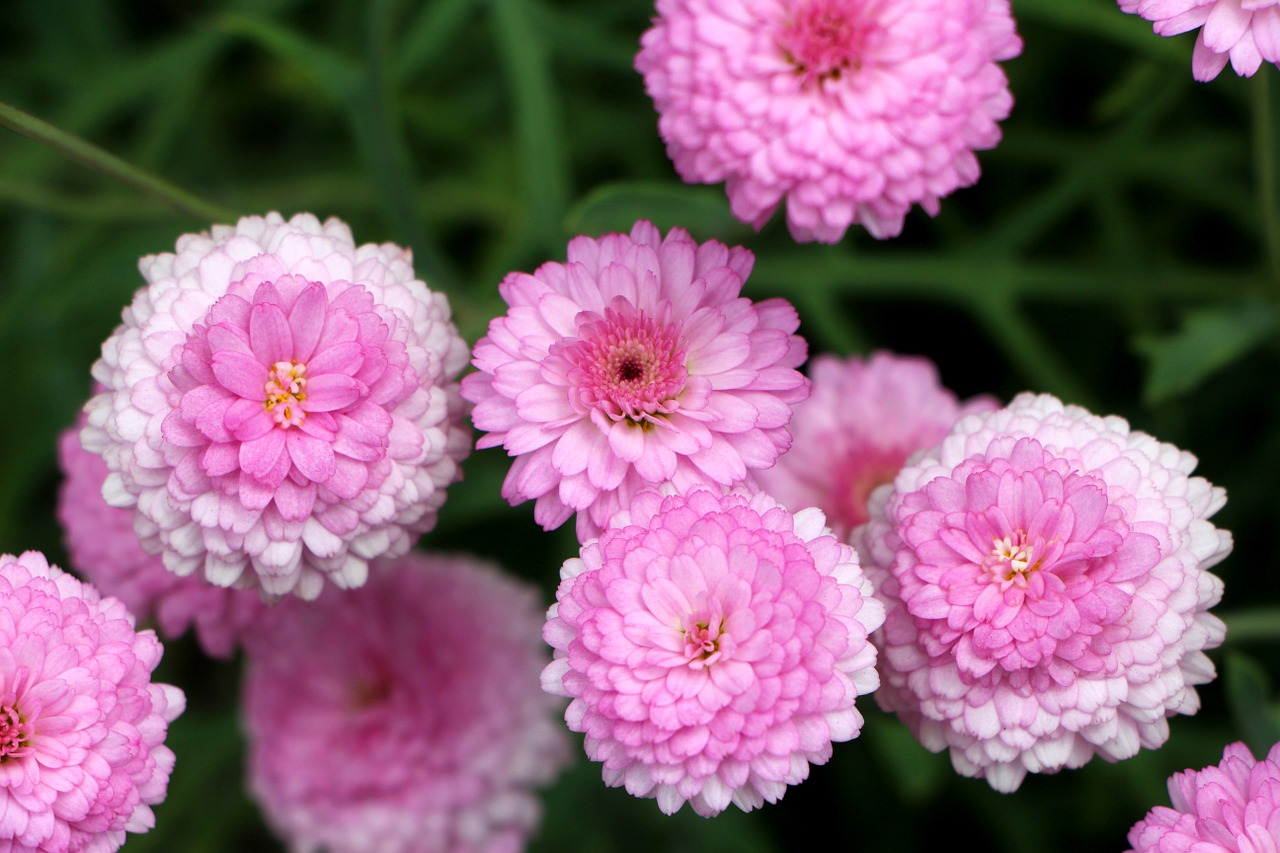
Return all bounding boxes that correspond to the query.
[1120,0,1280,80]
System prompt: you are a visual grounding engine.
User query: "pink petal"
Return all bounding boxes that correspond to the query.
[289,282,328,362]
[212,350,268,399]
[287,430,337,482]
[302,374,362,413]
[240,428,287,480]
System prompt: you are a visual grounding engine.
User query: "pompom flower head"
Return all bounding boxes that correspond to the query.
[756,352,996,539]
[0,550,185,852]
[1127,741,1280,852]
[243,552,568,853]
[58,422,264,659]
[462,220,809,540]
[542,488,885,816]
[635,0,1023,241]
[859,393,1231,792]
[83,212,471,599]
[1119,0,1280,81]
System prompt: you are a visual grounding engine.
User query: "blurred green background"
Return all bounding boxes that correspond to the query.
[1,0,1278,850]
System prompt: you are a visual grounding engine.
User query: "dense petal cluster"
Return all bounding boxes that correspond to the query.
[1127,741,1280,851]
[756,352,996,539]
[1119,0,1280,81]
[58,424,264,659]
[0,550,184,852]
[83,213,471,599]
[243,552,568,853]
[859,393,1231,792]
[462,220,809,540]
[635,0,1023,241]
[542,489,884,816]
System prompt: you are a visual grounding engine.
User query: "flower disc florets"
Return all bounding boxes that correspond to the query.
[0,551,185,852]
[636,0,1023,241]
[756,352,996,539]
[462,220,809,540]
[1127,741,1280,851]
[1119,0,1280,81]
[542,489,884,816]
[243,552,569,853]
[83,213,471,599]
[859,393,1232,792]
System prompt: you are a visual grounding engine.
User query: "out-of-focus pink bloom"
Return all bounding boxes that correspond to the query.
[83,213,471,599]
[1128,741,1280,851]
[1119,0,1280,81]
[636,0,1023,241]
[58,422,264,658]
[859,393,1232,791]
[756,352,996,539]
[243,552,568,852]
[0,550,184,852]
[542,488,884,816]
[462,220,809,541]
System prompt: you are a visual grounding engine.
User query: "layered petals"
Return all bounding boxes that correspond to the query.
[1119,0,1280,80]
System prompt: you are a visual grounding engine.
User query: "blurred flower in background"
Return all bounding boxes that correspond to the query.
[0,550,184,852]
[57,419,265,659]
[243,551,568,853]
[82,213,472,600]
[860,393,1232,791]
[756,351,997,540]
[636,0,1023,241]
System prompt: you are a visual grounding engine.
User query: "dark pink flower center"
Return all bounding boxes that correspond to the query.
[681,612,723,667]
[566,306,689,424]
[782,0,878,85]
[0,704,31,761]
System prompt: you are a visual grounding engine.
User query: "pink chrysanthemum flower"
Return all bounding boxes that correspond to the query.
[756,352,996,540]
[1119,0,1280,81]
[0,550,185,852]
[243,552,568,853]
[58,423,265,659]
[462,220,809,540]
[1128,741,1280,851]
[859,393,1232,792]
[542,488,884,816]
[83,213,471,600]
[635,0,1023,242]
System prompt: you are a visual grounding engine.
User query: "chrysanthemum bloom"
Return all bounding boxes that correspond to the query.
[1119,0,1280,81]
[859,393,1232,792]
[1127,741,1280,851]
[542,488,884,816]
[58,423,264,658]
[463,221,809,540]
[0,550,185,852]
[83,212,471,599]
[635,0,1023,242]
[243,552,568,853]
[756,352,996,540]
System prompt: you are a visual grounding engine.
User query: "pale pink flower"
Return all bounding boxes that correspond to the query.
[756,352,996,540]
[542,488,884,816]
[1119,0,1280,81]
[243,552,568,853]
[83,212,471,600]
[859,393,1232,791]
[1128,741,1280,851]
[57,423,264,659]
[635,0,1023,242]
[0,550,185,852]
[462,220,809,541]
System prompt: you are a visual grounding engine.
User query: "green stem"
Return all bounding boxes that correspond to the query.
[1252,73,1280,288]
[1223,608,1280,644]
[0,99,235,224]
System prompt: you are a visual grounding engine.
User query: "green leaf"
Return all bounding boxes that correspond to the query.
[568,181,745,239]
[1136,301,1276,403]
[1224,653,1280,760]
